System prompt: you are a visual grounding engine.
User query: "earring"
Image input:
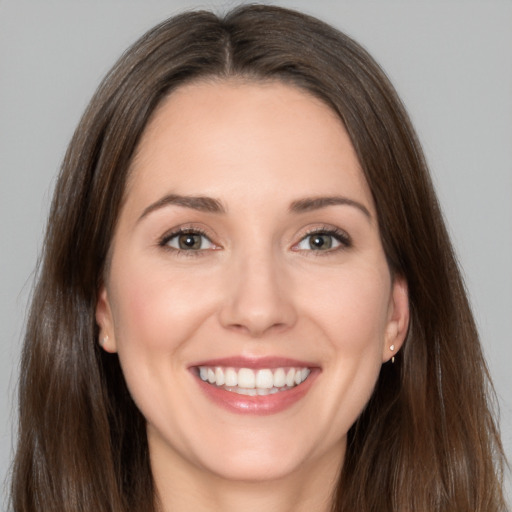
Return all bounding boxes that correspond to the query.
[390,344,395,364]
[99,335,108,347]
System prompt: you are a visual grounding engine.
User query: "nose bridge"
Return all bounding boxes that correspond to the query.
[219,242,296,336]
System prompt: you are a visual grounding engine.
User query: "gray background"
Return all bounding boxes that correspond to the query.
[1,0,511,507]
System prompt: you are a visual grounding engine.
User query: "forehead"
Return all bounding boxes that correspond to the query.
[124,79,373,215]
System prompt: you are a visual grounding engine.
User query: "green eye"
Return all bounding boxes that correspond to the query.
[295,229,350,252]
[307,234,335,250]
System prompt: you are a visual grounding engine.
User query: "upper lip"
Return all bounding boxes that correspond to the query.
[189,356,318,369]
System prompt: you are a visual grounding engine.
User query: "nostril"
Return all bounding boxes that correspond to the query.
[225,319,291,338]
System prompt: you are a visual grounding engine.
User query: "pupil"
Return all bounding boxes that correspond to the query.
[179,233,201,250]
[310,234,331,250]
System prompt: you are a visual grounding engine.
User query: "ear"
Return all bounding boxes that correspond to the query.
[95,285,118,353]
[382,275,409,363]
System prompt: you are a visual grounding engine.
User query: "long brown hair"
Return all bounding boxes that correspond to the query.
[11,5,507,511]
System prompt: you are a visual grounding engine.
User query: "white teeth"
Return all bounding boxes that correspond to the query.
[225,367,237,387]
[197,365,312,394]
[215,367,225,386]
[273,368,286,388]
[238,368,256,389]
[235,387,257,396]
[255,369,273,389]
[285,368,295,387]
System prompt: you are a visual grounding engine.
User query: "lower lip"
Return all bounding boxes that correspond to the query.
[194,370,319,415]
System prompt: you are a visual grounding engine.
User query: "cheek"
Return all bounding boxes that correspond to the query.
[106,261,221,425]
[106,261,219,416]
[110,260,218,354]
[299,264,390,425]
[301,263,391,354]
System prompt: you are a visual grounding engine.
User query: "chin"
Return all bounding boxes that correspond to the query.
[199,448,309,483]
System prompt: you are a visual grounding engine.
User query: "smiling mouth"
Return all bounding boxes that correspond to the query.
[196,366,311,396]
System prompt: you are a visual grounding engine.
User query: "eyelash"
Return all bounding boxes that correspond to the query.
[158,225,352,256]
[158,226,217,257]
[293,226,352,254]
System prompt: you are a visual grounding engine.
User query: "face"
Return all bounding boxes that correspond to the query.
[96,80,409,486]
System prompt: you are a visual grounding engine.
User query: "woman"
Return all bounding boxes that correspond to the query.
[10,5,507,511]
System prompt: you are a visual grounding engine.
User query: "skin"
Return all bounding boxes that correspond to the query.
[96,80,409,512]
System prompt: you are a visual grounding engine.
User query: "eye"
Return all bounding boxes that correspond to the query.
[295,229,350,252]
[161,230,216,251]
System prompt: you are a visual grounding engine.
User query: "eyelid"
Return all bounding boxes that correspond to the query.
[158,224,220,252]
[157,223,351,254]
[291,225,352,252]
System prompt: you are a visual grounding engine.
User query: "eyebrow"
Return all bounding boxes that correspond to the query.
[138,194,226,221]
[138,193,371,222]
[290,196,372,220]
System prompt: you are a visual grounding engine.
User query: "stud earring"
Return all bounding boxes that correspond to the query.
[99,335,108,347]
[390,344,395,364]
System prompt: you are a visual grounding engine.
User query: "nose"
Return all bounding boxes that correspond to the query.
[218,249,297,337]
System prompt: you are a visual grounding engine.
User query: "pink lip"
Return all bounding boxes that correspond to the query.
[189,355,317,369]
[189,356,320,415]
